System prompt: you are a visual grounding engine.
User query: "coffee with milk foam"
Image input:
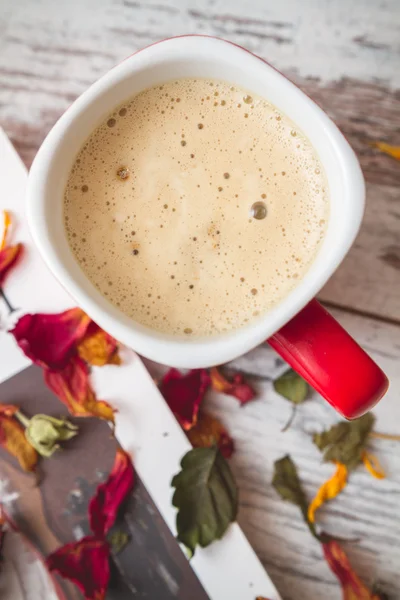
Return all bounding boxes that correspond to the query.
[64,78,329,337]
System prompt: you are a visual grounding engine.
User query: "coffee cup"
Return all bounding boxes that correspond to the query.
[27,35,389,419]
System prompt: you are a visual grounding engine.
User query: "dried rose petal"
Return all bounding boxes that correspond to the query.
[89,448,135,537]
[0,415,38,472]
[210,367,256,404]
[187,412,234,458]
[322,539,382,600]
[77,322,121,366]
[44,356,115,422]
[47,536,110,600]
[159,368,210,430]
[11,308,92,369]
[0,243,22,283]
[0,404,19,417]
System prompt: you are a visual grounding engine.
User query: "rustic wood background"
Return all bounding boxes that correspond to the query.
[1,1,399,598]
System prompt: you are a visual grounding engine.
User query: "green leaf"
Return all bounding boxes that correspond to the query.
[171,446,238,557]
[313,413,375,471]
[272,455,319,540]
[272,455,308,512]
[108,530,129,555]
[273,369,309,404]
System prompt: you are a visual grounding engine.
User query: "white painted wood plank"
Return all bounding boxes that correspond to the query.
[1,0,399,88]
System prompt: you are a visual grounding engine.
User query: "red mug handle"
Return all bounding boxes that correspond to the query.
[268,299,389,419]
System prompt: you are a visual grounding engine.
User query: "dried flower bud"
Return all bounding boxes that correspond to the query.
[23,414,78,458]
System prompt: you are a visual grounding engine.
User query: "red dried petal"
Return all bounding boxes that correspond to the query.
[210,367,256,405]
[0,243,22,283]
[47,536,110,600]
[11,308,92,369]
[218,432,235,459]
[89,448,135,537]
[323,539,381,600]
[159,368,210,430]
[44,356,115,422]
[186,412,234,458]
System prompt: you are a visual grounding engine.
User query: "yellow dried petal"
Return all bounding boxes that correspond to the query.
[77,327,121,366]
[308,462,347,523]
[372,141,400,160]
[362,451,385,479]
[1,211,11,250]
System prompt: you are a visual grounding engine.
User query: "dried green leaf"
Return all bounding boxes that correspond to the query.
[108,530,129,555]
[272,455,319,539]
[313,413,375,471]
[273,369,308,404]
[272,455,308,512]
[171,446,238,557]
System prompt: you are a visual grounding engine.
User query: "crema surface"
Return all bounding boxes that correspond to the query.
[64,78,329,336]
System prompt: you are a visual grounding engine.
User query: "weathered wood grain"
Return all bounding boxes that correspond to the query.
[320,181,400,322]
[144,307,400,600]
[1,1,399,598]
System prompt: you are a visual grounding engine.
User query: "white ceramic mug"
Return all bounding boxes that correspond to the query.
[27,35,388,418]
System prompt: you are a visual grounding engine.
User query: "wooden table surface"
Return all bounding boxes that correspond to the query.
[1,1,399,598]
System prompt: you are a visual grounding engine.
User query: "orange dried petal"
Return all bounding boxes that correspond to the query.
[0,415,38,472]
[323,539,381,599]
[210,367,256,404]
[77,323,121,366]
[0,243,23,283]
[372,141,400,160]
[362,451,385,479]
[308,462,347,523]
[0,211,11,250]
[0,404,19,417]
[187,412,234,458]
[209,366,231,393]
[44,356,115,423]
